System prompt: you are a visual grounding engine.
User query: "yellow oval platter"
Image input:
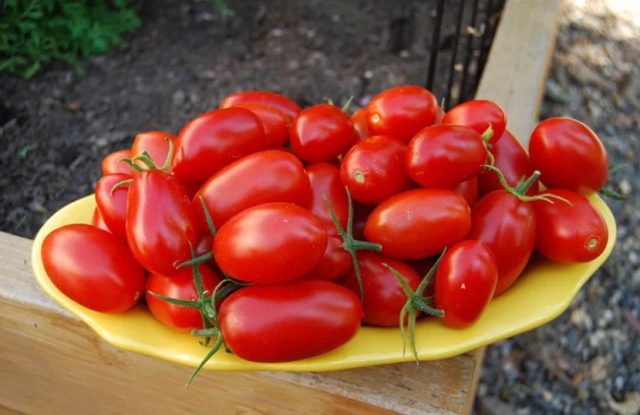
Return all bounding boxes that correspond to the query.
[32,194,616,371]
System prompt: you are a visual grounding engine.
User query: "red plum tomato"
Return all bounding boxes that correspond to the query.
[219,90,301,120]
[442,99,506,144]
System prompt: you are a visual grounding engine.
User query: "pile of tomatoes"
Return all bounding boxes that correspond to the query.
[41,85,611,370]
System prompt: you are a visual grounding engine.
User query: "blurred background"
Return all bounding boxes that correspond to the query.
[0,0,638,413]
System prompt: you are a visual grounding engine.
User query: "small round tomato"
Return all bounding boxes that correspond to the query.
[42,224,145,313]
[303,233,352,281]
[219,280,362,362]
[340,135,412,205]
[366,85,439,142]
[467,190,536,295]
[214,203,328,284]
[342,252,421,327]
[130,131,176,167]
[306,162,348,230]
[94,173,129,240]
[442,99,506,144]
[194,150,312,229]
[529,117,608,195]
[171,108,267,183]
[478,129,538,196]
[101,149,135,176]
[435,240,498,328]
[351,107,370,140]
[228,103,289,148]
[364,188,471,260]
[290,104,356,162]
[145,265,221,332]
[533,189,608,263]
[127,170,199,276]
[406,124,487,188]
[219,90,302,120]
[454,177,479,206]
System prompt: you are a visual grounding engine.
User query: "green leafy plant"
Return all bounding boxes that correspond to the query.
[0,0,141,78]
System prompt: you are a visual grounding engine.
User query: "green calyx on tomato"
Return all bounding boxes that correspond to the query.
[383,251,446,362]
[483,164,570,205]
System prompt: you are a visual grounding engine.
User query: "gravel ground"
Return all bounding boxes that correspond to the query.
[476,1,640,414]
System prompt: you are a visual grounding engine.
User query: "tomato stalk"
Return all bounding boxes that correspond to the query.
[383,249,446,362]
[325,188,381,301]
[176,197,218,269]
[483,165,571,205]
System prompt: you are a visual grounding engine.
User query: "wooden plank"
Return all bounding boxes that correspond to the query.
[0,231,482,415]
[476,0,562,145]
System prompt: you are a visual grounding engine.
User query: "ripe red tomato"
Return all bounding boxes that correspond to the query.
[194,150,311,229]
[94,173,129,240]
[145,265,221,332]
[227,103,289,148]
[214,203,328,284]
[435,240,498,328]
[290,104,356,162]
[364,189,471,260]
[101,149,135,176]
[91,208,111,233]
[467,190,536,295]
[406,125,487,188]
[219,280,362,362]
[42,224,145,313]
[130,131,176,167]
[342,252,421,327]
[478,129,538,196]
[366,85,439,142]
[219,90,302,120]
[306,162,348,230]
[454,177,479,207]
[340,135,412,205]
[127,170,199,276]
[171,108,267,183]
[529,117,608,195]
[533,189,608,263]
[442,99,506,144]
[303,234,352,281]
[351,107,370,140]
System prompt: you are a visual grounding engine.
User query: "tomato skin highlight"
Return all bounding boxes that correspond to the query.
[467,190,536,295]
[442,99,507,144]
[366,85,440,142]
[126,170,199,276]
[101,149,135,176]
[171,108,267,183]
[194,149,312,229]
[214,202,328,284]
[219,280,362,362]
[228,103,290,148]
[340,135,412,205]
[478,130,538,196]
[533,189,608,263]
[145,265,220,332]
[219,90,302,120]
[130,131,176,167]
[290,104,356,162]
[435,240,498,328]
[94,173,129,240]
[405,124,487,188]
[364,188,471,260]
[42,224,145,313]
[306,162,348,230]
[342,252,421,327]
[529,117,608,195]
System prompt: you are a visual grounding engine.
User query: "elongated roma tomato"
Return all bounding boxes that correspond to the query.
[130,131,176,167]
[366,85,439,142]
[529,117,608,195]
[145,265,220,332]
[101,149,135,176]
[42,224,145,313]
[171,108,267,183]
[195,150,311,229]
[454,177,479,207]
[220,90,302,120]
[214,203,328,284]
[91,208,111,233]
[467,190,536,296]
[406,124,487,188]
[94,173,129,240]
[227,103,290,148]
[306,162,348,230]
[533,189,608,263]
[219,280,362,362]
[442,99,506,144]
[303,234,352,281]
[351,107,370,140]
[435,240,498,328]
[127,170,199,276]
[364,189,471,260]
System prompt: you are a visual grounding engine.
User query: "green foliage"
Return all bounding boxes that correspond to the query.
[0,0,141,78]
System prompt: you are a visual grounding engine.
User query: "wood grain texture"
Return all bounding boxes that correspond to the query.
[476,0,562,145]
[0,231,481,415]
